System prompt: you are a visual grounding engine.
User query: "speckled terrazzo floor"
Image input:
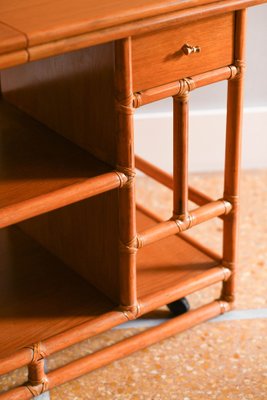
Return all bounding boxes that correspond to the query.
[136,170,267,310]
[49,319,267,400]
[0,170,267,399]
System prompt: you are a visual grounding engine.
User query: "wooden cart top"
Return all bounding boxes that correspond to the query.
[0,0,266,69]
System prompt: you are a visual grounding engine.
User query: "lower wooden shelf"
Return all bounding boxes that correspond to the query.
[0,226,115,359]
[136,207,227,313]
[0,208,227,363]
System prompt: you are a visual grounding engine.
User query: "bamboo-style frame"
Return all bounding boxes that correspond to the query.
[0,9,247,399]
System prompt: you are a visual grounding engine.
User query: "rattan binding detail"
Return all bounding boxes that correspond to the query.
[118,302,141,320]
[25,377,49,397]
[119,236,138,254]
[24,342,47,363]
[115,94,134,115]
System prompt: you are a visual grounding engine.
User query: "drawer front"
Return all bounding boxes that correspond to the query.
[132,13,235,92]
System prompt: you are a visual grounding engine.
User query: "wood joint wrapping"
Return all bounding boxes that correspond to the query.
[223,194,239,206]
[133,92,142,108]
[173,214,194,232]
[234,59,246,79]
[219,199,232,215]
[173,77,195,99]
[114,171,128,187]
[228,64,238,80]
[115,94,134,115]
[219,294,235,303]
[216,300,231,314]
[222,260,236,269]
[25,342,48,390]
[116,165,136,188]
[118,302,141,320]
[119,236,138,254]
[25,342,47,364]
[220,266,232,281]
[25,378,49,397]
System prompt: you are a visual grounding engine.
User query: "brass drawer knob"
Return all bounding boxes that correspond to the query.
[182,43,201,55]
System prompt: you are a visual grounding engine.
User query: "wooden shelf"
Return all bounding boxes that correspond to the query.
[0,225,115,359]
[0,100,121,228]
[136,208,226,312]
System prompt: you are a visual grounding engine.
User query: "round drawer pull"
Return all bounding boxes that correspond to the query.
[182,43,201,55]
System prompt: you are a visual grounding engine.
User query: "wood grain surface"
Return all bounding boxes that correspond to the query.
[0,100,120,228]
[1,42,122,304]
[136,209,220,299]
[1,44,117,166]
[0,23,26,55]
[0,226,114,359]
[0,0,266,69]
[132,13,234,91]
[0,1,243,47]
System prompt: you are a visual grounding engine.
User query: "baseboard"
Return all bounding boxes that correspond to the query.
[134,107,267,173]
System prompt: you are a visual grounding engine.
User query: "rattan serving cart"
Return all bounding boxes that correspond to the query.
[0,0,265,398]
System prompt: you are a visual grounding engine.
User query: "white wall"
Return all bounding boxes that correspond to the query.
[135,4,267,172]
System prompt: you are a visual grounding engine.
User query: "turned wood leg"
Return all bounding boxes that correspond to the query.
[221,9,247,304]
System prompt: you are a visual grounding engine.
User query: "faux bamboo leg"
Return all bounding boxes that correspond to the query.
[115,38,137,309]
[0,301,229,400]
[25,344,48,398]
[221,9,247,303]
[173,93,189,219]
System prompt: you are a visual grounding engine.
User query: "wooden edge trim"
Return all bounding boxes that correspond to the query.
[0,348,33,377]
[137,200,231,249]
[136,202,222,261]
[0,310,127,376]
[1,0,265,70]
[133,66,238,107]
[0,50,28,70]
[0,171,123,229]
[0,300,231,399]
[138,266,231,315]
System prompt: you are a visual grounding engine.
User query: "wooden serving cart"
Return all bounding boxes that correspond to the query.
[0,0,265,398]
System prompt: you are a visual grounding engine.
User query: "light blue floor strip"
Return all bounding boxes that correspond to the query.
[35,393,50,400]
[32,309,267,398]
[113,308,267,329]
[211,308,267,322]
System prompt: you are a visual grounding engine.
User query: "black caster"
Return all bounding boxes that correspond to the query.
[167,297,190,316]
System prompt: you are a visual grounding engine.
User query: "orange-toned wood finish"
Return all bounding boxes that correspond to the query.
[0,0,265,69]
[114,38,138,308]
[1,44,117,166]
[132,13,234,91]
[0,23,26,55]
[0,100,123,228]
[0,226,115,360]
[0,0,262,398]
[173,93,189,218]
[1,44,123,304]
[222,9,247,303]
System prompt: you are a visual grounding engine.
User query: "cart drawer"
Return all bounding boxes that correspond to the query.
[132,13,235,92]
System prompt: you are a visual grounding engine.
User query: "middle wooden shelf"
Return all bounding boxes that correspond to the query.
[0,99,122,228]
[136,206,230,314]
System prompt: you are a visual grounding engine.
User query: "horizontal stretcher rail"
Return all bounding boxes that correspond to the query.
[135,155,214,207]
[139,266,231,315]
[0,300,231,400]
[137,200,232,249]
[0,310,127,376]
[133,66,238,107]
[0,171,127,229]
[136,202,222,261]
